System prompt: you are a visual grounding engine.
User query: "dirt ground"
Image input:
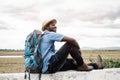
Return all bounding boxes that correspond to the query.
[0,50,120,73]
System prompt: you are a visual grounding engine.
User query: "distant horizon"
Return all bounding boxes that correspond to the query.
[0,46,120,50]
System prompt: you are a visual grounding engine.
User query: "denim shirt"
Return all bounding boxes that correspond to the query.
[40,30,64,73]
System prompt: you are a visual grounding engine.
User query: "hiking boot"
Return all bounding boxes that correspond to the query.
[77,63,93,71]
[95,55,103,69]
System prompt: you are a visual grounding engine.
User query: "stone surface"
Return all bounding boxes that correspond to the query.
[0,68,120,80]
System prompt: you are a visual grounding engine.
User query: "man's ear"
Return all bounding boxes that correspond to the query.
[45,26,49,30]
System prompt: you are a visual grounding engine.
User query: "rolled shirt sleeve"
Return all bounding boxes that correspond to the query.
[49,32,64,42]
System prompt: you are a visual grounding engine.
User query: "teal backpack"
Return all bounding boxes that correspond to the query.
[24,30,50,80]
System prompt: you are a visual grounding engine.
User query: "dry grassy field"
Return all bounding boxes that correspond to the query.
[0,50,120,73]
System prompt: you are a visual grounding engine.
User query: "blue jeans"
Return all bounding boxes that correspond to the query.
[48,43,98,73]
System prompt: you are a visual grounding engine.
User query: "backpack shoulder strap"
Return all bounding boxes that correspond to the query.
[43,44,53,60]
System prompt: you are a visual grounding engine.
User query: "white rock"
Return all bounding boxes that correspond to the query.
[0,68,120,80]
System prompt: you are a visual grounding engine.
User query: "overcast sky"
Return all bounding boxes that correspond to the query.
[0,0,120,49]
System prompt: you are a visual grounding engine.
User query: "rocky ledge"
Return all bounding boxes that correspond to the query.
[0,68,120,80]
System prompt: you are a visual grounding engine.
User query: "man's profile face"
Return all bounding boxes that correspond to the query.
[48,22,57,32]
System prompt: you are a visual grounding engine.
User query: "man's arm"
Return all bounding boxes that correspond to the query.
[61,36,80,49]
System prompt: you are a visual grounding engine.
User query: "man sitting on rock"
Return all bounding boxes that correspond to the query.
[40,19,103,73]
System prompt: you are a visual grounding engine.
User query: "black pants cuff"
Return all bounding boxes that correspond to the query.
[88,63,98,69]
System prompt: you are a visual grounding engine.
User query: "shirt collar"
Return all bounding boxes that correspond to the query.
[44,30,50,34]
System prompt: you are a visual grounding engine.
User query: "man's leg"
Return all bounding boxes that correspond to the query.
[66,44,94,71]
[48,43,71,73]
[59,59,78,71]
[48,43,92,73]
[48,43,84,73]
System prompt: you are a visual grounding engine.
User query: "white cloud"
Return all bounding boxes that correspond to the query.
[53,0,120,25]
[0,0,120,49]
